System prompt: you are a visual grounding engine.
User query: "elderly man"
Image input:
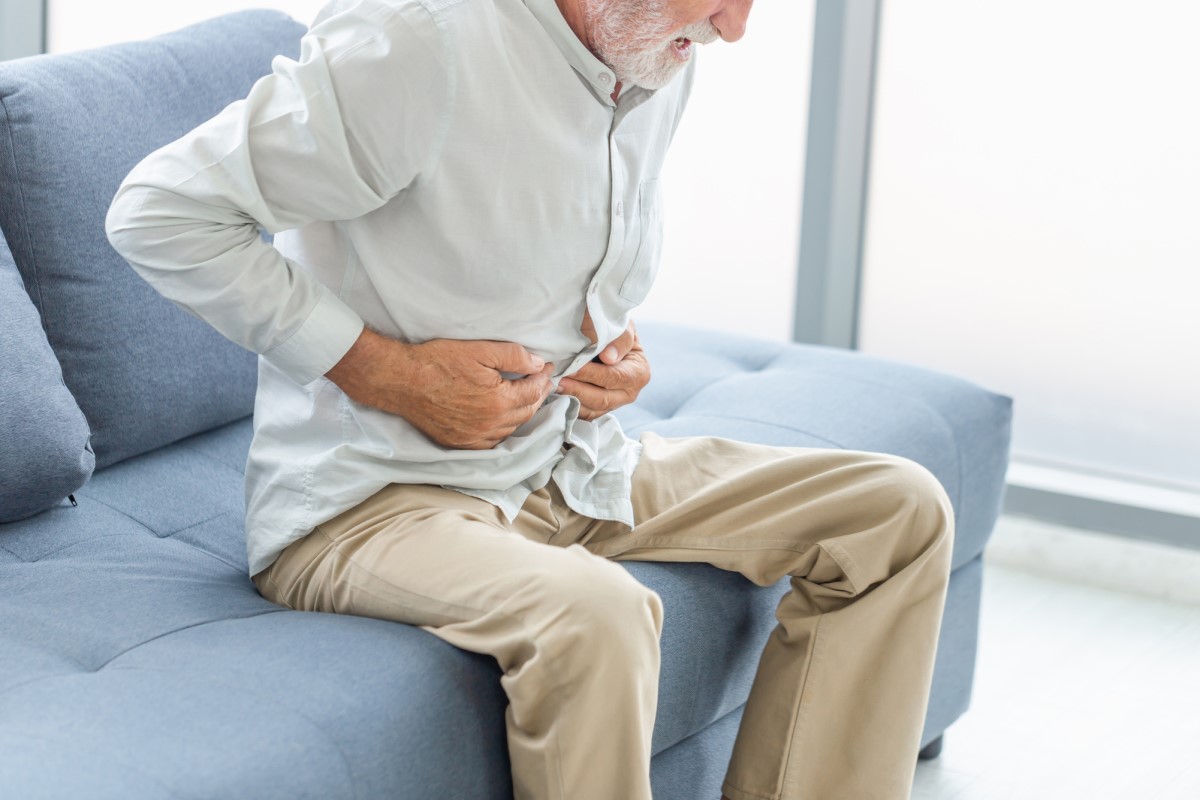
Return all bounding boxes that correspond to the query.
[106,0,954,798]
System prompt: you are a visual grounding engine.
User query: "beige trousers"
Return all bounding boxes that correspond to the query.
[253,433,954,800]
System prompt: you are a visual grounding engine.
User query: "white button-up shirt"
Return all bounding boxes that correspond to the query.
[107,0,695,577]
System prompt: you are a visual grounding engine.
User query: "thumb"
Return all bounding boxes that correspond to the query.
[599,320,638,365]
[481,341,547,376]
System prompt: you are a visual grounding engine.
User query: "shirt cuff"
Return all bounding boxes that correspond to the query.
[264,288,365,386]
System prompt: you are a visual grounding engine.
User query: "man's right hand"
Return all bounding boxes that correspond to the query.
[325,328,555,450]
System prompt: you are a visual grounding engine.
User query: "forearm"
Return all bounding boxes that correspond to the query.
[326,327,411,403]
[106,183,364,385]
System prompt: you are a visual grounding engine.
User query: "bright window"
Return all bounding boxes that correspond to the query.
[859,0,1200,510]
[644,0,813,342]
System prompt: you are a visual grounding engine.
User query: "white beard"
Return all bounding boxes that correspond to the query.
[586,0,719,90]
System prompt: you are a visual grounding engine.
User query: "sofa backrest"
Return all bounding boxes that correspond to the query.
[0,231,95,521]
[0,10,306,471]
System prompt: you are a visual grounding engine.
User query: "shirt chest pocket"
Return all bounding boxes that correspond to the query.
[619,179,663,304]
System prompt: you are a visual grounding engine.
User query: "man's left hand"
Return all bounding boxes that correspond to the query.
[558,319,650,421]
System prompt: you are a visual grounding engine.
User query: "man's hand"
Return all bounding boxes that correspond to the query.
[325,328,555,450]
[558,316,650,421]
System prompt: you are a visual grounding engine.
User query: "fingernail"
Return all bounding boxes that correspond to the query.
[603,346,617,363]
[530,355,545,370]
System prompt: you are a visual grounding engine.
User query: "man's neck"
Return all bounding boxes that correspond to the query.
[554,0,593,52]
[554,0,624,101]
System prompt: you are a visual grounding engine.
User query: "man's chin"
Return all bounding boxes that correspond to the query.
[621,62,688,91]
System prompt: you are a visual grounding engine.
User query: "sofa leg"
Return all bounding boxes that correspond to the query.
[917,734,944,760]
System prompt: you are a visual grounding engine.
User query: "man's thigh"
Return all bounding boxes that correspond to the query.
[256,482,612,629]
[574,433,950,589]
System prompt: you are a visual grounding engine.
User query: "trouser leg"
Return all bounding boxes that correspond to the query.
[569,434,955,800]
[252,483,663,800]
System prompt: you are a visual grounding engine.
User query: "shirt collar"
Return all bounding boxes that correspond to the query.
[523,0,619,104]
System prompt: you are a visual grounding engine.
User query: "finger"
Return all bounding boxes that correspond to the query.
[479,341,548,376]
[437,417,526,451]
[599,320,638,365]
[489,383,554,442]
[558,376,625,414]
[567,361,623,390]
[501,363,555,407]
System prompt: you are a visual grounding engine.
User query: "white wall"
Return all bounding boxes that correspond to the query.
[643,1,813,342]
[859,1,1200,498]
[48,0,326,52]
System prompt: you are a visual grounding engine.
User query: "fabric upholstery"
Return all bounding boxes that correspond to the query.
[650,704,744,800]
[0,10,304,469]
[0,232,93,522]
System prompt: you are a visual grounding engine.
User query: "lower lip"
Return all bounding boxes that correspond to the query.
[672,38,692,60]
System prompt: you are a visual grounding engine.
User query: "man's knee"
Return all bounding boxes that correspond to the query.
[873,455,955,561]
[526,549,663,663]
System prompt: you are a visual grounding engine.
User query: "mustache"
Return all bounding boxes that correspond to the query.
[675,20,720,45]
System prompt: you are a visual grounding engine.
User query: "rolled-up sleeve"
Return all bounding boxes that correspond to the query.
[106,0,452,386]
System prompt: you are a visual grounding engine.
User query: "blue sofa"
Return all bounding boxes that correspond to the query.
[0,11,1012,799]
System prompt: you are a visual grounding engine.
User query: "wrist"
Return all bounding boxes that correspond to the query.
[326,328,417,409]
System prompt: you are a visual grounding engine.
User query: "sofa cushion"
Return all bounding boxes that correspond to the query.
[0,10,305,469]
[619,323,1013,570]
[0,233,94,522]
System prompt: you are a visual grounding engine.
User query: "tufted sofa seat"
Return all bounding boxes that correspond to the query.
[0,11,1011,799]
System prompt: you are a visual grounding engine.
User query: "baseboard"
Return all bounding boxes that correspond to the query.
[985,515,1200,606]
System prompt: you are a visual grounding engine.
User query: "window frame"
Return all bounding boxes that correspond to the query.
[794,0,882,349]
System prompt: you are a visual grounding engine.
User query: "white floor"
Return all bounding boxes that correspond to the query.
[911,517,1200,800]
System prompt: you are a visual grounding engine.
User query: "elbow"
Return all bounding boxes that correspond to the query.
[104,183,145,262]
[104,182,175,272]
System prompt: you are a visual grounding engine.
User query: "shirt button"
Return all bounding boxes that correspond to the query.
[615,202,624,216]
[598,73,612,85]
